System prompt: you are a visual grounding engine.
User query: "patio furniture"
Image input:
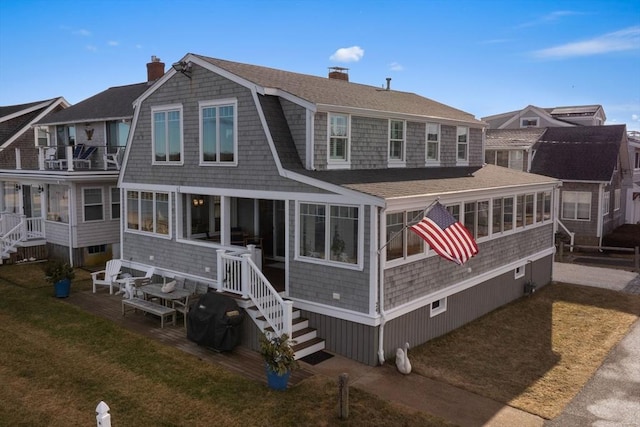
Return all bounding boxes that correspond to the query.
[172,277,193,327]
[73,145,97,169]
[122,298,176,328]
[103,147,124,170]
[118,266,155,296]
[91,259,123,294]
[139,283,192,308]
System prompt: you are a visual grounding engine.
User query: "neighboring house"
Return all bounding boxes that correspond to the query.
[0,97,69,262]
[625,130,640,223]
[530,125,629,246]
[0,56,164,266]
[118,53,559,365]
[484,128,546,172]
[482,104,606,129]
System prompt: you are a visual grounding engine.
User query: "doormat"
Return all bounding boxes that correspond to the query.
[300,350,334,365]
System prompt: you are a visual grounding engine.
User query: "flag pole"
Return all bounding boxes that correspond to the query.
[377,198,440,254]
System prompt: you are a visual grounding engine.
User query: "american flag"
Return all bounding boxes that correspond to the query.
[410,202,478,265]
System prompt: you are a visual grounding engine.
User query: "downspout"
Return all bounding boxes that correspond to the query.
[68,184,75,267]
[377,206,387,365]
[597,183,604,247]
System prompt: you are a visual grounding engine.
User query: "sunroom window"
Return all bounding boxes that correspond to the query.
[126,190,170,235]
[299,203,358,264]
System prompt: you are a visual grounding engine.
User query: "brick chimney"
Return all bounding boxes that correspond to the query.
[328,66,349,82]
[147,56,165,82]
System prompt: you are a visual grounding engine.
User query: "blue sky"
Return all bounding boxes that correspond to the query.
[1,0,639,130]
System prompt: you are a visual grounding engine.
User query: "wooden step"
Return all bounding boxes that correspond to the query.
[292,337,325,360]
[292,326,317,343]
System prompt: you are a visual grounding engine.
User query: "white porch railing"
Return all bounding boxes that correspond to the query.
[556,219,576,252]
[216,248,293,338]
[0,214,45,259]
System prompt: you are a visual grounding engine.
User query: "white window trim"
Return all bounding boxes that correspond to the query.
[82,187,104,223]
[295,201,363,270]
[384,209,428,267]
[430,297,447,317]
[614,189,621,211]
[125,190,172,239]
[388,119,406,167]
[456,126,469,166]
[151,104,184,165]
[603,191,610,215]
[561,191,591,221]
[514,265,525,279]
[327,113,351,169]
[198,99,238,167]
[425,122,441,165]
[520,117,539,128]
[109,186,120,221]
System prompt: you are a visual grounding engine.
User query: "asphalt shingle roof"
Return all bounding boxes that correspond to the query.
[530,125,626,181]
[37,83,149,124]
[0,99,59,145]
[195,54,482,125]
[485,128,546,149]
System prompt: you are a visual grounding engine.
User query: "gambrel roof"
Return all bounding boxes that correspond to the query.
[530,125,627,182]
[194,54,483,126]
[37,82,150,125]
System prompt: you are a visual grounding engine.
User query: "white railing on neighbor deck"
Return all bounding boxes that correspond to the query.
[26,217,45,239]
[556,219,576,252]
[216,247,293,338]
[1,214,26,258]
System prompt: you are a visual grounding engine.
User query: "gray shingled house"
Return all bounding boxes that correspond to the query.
[0,57,163,266]
[531,125,629,246]
[118,53,560,364]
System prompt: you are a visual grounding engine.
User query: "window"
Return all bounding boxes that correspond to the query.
[539,191,552,222]
[456,126,468,163]
[56,125,76,145]
[153,106,182,163]
[47,184,69,223]
[603,191,610,215]
[388,120,405,164]
[520,118,539,127]
[463,200,488,239]
[562,191,591,220]
[186,194,221,241]
[200,100,237,164]
[299,203,358,264]
[614,189,621,211]
[493,196,514,234]
[88,245,107,254]
[430,297,447,317]
[426,123,440,163]
[126,190,170,235]
[110,187,120,220]
[525,194,534,225]
[83,188,103,222]
[635,152,640,169]
[515,265,525,279]
[328,113,349,164]
[386,210,424,261]
[485,150,524,171]
[36,127,49,147]
[106,120,130,154]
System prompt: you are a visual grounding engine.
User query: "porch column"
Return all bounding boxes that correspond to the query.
[216,249,225,292]
[283,300,293,338]
[240,253,251,299]
[66,146,75,171]
[15,148,21,170]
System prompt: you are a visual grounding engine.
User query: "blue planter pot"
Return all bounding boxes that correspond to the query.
[266,365,291,390]
[54,278,71,298]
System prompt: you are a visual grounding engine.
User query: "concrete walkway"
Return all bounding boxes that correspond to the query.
[305,262,640,426]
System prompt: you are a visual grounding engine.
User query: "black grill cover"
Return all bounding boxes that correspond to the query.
[187,293,244,351]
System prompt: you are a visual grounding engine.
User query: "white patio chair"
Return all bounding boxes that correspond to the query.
[120,266,155,297]
[91,259,122,294]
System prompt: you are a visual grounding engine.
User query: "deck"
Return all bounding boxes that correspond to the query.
[64,290,314,387]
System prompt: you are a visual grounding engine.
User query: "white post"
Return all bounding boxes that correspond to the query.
[66,146,74,171]
[15,148,22,170]
[283,300,293,338]
[216,249,225,292]
[38,146,45,170]
[240,253,251,299]
[95,401,111,427]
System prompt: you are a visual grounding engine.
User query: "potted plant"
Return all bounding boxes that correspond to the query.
[259,332,298,390]
[43,260,75,298]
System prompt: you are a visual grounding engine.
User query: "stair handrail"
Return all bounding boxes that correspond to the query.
[1,217,26,258]
[556,219,576,252]
[216,248,292,338]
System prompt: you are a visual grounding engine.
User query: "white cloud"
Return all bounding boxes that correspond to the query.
[107,41,119,47]
[389,62,404,71]
[518,10,582,28]
[632,114,639,122]
[531,26,640,59]
[86,45,97,52]
[330,46,364,63]
[74,29,91,37]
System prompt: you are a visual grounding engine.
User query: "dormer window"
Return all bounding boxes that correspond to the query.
[426,122,440,164]
[456,126,468,164]
[520,117,539,128]
[328,113,350,168]
[200,99,237,165]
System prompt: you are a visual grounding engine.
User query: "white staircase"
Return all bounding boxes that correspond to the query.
[245,304,325,360]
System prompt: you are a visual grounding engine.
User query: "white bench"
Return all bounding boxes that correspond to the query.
[122,298,176,328]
